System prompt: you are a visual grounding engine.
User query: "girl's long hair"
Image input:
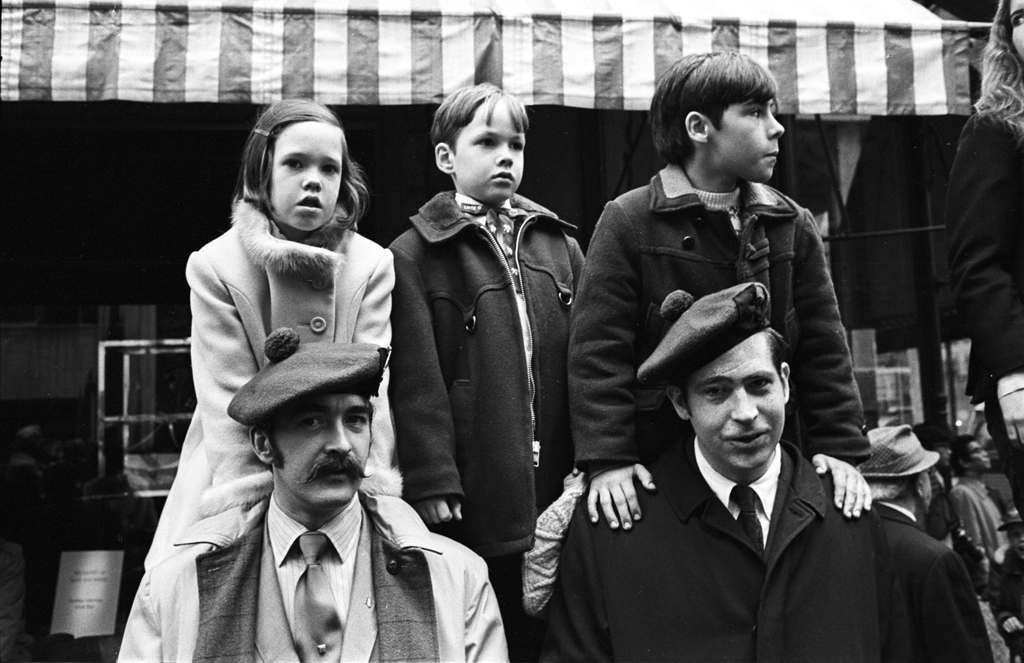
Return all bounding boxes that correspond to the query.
[977,0,1024,145]
[234,99,369,230]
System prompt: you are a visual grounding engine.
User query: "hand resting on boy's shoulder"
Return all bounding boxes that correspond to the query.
[586,463,656,530]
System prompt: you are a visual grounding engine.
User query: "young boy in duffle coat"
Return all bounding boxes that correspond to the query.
[570,51,871,533]
[389,83,583,661]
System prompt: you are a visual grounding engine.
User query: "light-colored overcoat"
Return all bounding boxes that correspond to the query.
[120,492,507,662]
[147,201,396,569]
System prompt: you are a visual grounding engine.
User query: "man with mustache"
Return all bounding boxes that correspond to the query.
[542,284,907,662]
[119,330,507,662]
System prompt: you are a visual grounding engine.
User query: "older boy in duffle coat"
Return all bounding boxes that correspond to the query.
[570,51,872,532]
[389,83,583,660]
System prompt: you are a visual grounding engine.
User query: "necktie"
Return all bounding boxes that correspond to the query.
[460,202,522,292]
[730,485,765,555]
[293,532,342,662]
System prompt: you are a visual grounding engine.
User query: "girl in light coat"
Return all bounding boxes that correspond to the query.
[146,100,397,568]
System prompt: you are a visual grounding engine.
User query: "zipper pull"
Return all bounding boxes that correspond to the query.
[533,440,541,468]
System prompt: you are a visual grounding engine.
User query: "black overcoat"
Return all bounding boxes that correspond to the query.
[542,441,907,662]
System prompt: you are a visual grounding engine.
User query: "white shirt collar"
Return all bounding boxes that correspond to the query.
[455,191,513,211]
[693,438,782,522]
[879,501,917,523]
[267,494,363,566]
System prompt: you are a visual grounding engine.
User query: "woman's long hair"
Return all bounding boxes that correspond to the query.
[977,0,1024,144]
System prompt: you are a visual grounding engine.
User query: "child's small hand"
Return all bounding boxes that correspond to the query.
[414,496,463,524]
[811,454,872,519]
[586,463,656,531]
[1004,616,1024,633]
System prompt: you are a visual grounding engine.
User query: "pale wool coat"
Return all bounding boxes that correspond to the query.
[146,201,397,570]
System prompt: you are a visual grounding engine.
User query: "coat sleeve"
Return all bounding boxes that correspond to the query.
[389,242,464,503]
[921,550,993,663]
[463,559,509,662]
[947,115,1024,393]
[350,248,398,483]
[568,202,645,468]
[117,574,163,663]
[185,249,268,500]
[789,211,868,462]
[540,509,613,662]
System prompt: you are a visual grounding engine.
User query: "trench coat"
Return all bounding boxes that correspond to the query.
[120,492,506,662]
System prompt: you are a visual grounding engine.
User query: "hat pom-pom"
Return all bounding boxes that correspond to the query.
[265,327,300,363]
[660,290,695,321]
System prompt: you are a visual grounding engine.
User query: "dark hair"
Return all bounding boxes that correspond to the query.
[950,434,978,476]
[234,99,369,231]
[650,52,778,165]
[430,83,529,148]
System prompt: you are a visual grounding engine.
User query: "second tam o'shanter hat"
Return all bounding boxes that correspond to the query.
[637,282,772,385]
[227,328,389,426]
[860,425,939,478]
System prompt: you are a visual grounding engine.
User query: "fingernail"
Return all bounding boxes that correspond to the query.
[623,522,632,530]
[610,521,619,529]
[633,513,642,520]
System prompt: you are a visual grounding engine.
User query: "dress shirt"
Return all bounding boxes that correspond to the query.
[268,495,362,632]
[878,501,916,522]
[694,439,781,548]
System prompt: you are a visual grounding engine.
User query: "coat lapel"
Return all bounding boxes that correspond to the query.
[764,449,826,577]
[341,511,378,663]
[255,524,299,663]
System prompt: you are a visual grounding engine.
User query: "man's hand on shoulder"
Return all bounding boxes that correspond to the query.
[414,495,463,525]
[586,463,656,531]
[812,454,871,519]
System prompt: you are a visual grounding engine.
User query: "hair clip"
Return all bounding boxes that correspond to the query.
[252,128,270,137]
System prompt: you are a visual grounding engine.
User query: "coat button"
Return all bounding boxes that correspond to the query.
[386,559,400,575]
[310,316,327,334]
[681,235,696,250]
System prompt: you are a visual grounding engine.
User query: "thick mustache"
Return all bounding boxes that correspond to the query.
[305,451,366,483]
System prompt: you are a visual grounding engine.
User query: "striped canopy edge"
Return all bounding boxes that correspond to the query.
[1,0,980,115]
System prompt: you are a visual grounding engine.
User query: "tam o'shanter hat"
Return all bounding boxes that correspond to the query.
[860,425,939,478]
[637,282,771,385]
[227,328,389,426]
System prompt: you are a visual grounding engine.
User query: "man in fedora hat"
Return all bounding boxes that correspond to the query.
[542,283,906,662]
[861,425,991,663]
[993,510,1024,657]
[119,331,507,662]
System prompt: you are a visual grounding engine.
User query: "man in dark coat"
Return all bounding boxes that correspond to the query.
[860,425,992,663]
[542,283,907,662]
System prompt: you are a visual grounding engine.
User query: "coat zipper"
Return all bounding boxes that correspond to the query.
[477,216,540,468]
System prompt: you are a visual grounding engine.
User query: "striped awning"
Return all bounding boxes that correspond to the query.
[1,0,978,115]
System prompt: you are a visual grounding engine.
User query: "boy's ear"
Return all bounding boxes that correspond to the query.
[684,111,712,145]
[435,142,456,175]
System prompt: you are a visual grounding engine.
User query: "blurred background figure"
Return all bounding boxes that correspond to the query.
[862,425,992,663]
[994,511,1024,662]
[915,421,958,542]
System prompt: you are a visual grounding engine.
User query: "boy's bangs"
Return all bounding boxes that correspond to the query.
[724,57,778,105]
[480,94,530,134]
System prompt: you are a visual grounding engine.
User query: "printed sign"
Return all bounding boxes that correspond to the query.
[50,550,124,638]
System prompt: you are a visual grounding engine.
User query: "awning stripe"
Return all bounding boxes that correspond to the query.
[826,23,855,115]
[885,26,914,115]
[87,6,121,101]
[219,6,252,102]
[153,6,187,102]
[1,0,978,115]
[532,13,563,106]
[18,6,54,101]
[767,22,797,115]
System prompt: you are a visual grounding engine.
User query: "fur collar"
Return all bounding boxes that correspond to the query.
[231,200,351,282]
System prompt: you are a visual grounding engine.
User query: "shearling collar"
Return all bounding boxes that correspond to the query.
[231,199,351,282]
[649,164,797,218]
[409,191,576,244]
